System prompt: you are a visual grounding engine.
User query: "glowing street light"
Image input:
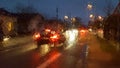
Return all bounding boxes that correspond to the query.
[64,16,69,19]
[89,14,95,21]
[87,3,93,10]
[71,17,76,22]
[89,14,94,18]
[98,16,103,21]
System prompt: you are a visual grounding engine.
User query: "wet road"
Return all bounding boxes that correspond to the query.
[0,30,119,68]
[0,31,88,68]
[0,29,89,68]
[44,44,88,68]
[0,42,88,68]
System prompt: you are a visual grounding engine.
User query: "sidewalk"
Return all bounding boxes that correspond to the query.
[0,35,33,51]
[87,34,113,68]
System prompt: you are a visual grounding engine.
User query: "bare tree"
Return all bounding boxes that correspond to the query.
[15,3,38,13]
[103,0,114,16]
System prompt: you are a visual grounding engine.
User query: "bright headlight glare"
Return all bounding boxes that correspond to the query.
[3,37,10,41]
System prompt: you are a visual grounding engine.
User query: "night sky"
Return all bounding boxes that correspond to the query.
[0,0,119,24]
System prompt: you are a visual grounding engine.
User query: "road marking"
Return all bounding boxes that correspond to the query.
[37,52,61,68]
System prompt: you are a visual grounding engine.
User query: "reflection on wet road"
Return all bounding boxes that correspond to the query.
[0,29,89,68]
[38,44,89,68]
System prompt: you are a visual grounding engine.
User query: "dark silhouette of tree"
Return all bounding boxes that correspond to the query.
[93,19,102,29]
[15,3,38,13]
[103,0,114,17]
[104,14,120,40]
[72,17,82,28]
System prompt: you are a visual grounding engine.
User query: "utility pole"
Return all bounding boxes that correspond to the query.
[56,7,58,19]
[56,0,59,19]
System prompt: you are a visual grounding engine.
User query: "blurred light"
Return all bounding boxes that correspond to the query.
[71,17,76,22]
[98,16,103,21]
[40,44,50,56]
[88,28,92,32]
[64,29,78,49]
[37,51,61,68]
[89,14,95,21]
[45,29,51,32]
[89,14,94,18]
[69,30,76,42]
[50,35,58,39]
[98,29,103,34]
[3,37,10,41]
[80,30,86,33]
[33,32,40,40]
[64,16,68,19]
[50,34,59,42]
[79,29,86,37]
[73,29,78,33]
[87,3,92,10]
[51,31,56,34]
[7,22,12,31]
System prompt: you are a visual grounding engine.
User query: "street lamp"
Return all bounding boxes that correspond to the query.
[87,3,93,10]
[98,16,103,21]
[89,14,94,18]
[64,16,69,20]
[64,15,69,29]
[64,16,76,28]
[71,17,76,22]
[89,14,95,19]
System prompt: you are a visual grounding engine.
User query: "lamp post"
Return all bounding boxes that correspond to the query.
[64,15,70,29]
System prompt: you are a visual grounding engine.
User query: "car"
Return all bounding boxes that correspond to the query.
[33,28,66,48]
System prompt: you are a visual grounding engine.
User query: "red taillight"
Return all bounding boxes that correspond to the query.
[33,33,40,40]
[50,34,58,39]
[80,30,86,33]
[45,29,51,32]
[50,34,59,42]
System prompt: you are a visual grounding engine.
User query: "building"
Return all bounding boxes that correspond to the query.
[28,13,44,33]
[104,2,120,41]
[0,8,44,36]
[0,8,17,36]
[15,13,44,34]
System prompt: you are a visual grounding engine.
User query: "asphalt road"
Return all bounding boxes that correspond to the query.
[0,39,89,68]
[1,30,118,68]
[0,30,89,68]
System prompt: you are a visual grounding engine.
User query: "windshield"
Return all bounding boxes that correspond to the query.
[0,0,120,68]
